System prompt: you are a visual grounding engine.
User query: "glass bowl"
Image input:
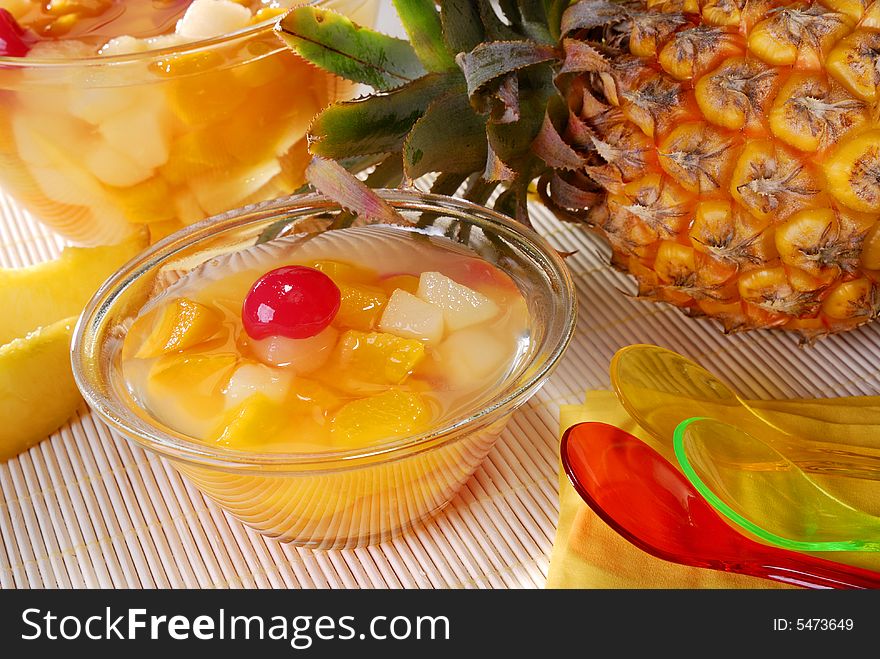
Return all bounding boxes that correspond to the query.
[0,0,377,247]
[71,190,577,549]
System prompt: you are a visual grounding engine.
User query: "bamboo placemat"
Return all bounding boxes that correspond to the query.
[3,183,880,589]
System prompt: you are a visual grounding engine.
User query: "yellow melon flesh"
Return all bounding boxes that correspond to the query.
[0,231,148,346]
[0,317,80,461]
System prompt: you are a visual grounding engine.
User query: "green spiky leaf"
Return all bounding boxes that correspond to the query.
[476,0,521,40]
[306,157,405,224]
[361,154,406,189]
[559,38,609,75]
[430,172,470,197]
[440,0,485,53]
[275,7,425,91]
[403,93,488,179]
[488,89,551,167]
[392,0,457,71]
[309,73,465,159]
[515,0,554,43]
[559,0,628,36]
[532,110,587,170]
[543,0,570,41]
[456,41,557,98]
[485,141,516,181]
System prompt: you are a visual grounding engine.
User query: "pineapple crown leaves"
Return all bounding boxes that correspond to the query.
[304,157,406,225]
[275,0,621,226]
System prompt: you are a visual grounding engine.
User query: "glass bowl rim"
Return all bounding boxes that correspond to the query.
[0,2,310,68]
[71,189,577,472]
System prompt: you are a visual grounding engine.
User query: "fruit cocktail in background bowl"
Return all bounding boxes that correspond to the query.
[0,0,377,246]
[72,191,576,549]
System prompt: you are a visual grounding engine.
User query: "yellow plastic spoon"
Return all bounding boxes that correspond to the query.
[610,344,880,480]
[675,416,880,552]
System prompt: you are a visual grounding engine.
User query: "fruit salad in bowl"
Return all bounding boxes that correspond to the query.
[0,0,377,246]
[72,191,576,548]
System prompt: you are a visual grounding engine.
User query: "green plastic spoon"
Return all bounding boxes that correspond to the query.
[674,417,880,552]
[610,344,880,480]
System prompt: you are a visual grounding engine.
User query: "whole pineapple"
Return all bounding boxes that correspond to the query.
[277,0,880,339]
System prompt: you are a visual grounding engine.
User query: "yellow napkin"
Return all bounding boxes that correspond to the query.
[546,390,797,589]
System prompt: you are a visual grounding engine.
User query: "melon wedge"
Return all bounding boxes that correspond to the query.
[0,317,80,461]
[0,231,148,346]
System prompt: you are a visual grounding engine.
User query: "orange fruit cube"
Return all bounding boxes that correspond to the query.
[329,389,432,448]
[131,297,224,359]
[333,282,388,331]
[331,330,425,385]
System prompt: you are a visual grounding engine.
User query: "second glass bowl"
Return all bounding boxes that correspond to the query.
[0,0,377,246]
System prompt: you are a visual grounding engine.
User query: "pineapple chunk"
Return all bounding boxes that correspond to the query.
[225,362,292,407]
[131,298,224,359]
[248,326,338,374]
[331,330,425,385]
[0,232,147,347]
[435,327,513,390]
[416,271,499,331]
[329,389,431,448]
[0,317,80,462]
[378,288,444,344]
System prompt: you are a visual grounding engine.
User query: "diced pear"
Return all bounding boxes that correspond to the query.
[175,0,252,40]
[99,98,172,170]
[249,326,338,374]
[378,289,444,344]
[12,113,107,205]
[68,87,134,125]
[417,271,499,331]
[85,141,153,187]
[224,362,293,407]
[98,35,148,56]
[436,327,512,389]
[14,87,71,117]
[142,33,188,51]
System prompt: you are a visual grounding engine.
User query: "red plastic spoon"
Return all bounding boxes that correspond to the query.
[560,422,880,589]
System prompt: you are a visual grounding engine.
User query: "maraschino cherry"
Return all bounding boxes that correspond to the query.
[0,9,31,58]
[242,266,341,340]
